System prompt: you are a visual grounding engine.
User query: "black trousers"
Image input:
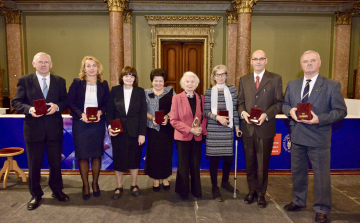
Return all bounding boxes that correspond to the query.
[26,137,63,197]
[242,131,273,196]
[209,156,233,186]
[175,138,202,197]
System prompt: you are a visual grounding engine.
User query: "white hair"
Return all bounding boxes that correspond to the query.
[180,71,200,90]
[33,52,52,63]
[300,50,321,64]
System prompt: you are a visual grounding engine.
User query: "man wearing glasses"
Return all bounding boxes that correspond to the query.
[237,50,283,208]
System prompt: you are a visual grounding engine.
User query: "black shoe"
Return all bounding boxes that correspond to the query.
[315,213,327,223]
[180,194,189,201]
[82,185,91,200]
[244,192,258,204]
[92,182,100,197]
[257,196,266,208]
[112,187,123,200]
[212,186,224,202]
[52,191,70,202]
[162,183,170,191]
[27,196,41,211]
[130,185,140,197]
[221,182,239,193]
[153,186,160,192]
[284,202,303,211]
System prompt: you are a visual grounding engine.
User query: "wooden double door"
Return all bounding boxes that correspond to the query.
[161,41,204,94]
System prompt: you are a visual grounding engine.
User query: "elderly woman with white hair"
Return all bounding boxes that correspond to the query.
[170,71,208,201]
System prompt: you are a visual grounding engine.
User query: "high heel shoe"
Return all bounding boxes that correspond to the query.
[92,182,101,197]
[82,185,91,200]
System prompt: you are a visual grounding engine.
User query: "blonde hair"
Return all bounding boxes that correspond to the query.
[179,71,200,90]
[211,65,228,86]
[79,56,104,83]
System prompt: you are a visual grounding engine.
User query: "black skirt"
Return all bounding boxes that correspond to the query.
[73,119,105,159]
[144,127,173,179]
[111,124,142,172]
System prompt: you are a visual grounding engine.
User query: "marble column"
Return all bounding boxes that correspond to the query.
[356,32,360,99]
[226,10,238,87]
[233,0,257,91]
[1,10,24,102]
[123,9,132,67]
[333,11,354,98]
[105,0,129,87]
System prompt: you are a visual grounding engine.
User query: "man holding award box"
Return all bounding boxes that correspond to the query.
[237,50,283,208]
[282,50,347,223]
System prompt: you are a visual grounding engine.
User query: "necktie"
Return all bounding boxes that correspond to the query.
[255,76,260,90]
[302,79,311,103]
[42,77,48,98]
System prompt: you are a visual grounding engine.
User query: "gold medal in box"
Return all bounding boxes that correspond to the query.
[192,117,200,128]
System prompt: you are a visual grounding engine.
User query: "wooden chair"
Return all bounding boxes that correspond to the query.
[0,147,27,188]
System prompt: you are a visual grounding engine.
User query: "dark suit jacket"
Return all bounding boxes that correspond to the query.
[237,70,283,139]
[170,91,208,141]
[11,73,68,142]
[282,75,347,148]
[106,85,147,138]
[68,78,110,121]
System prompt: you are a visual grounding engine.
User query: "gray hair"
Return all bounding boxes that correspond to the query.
[33,52,52,63]
[180,71,200,90]
[211,64,228,86]
[300,50,320,64]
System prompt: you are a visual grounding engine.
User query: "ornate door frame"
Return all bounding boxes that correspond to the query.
[145,15,220,93]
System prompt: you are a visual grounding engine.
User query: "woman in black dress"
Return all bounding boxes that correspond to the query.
[144,69,175,192]
[106,66,147,199]
[68,56,110,200]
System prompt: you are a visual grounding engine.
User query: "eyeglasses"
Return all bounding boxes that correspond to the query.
[251,57,266,62]
[215,73,227,77]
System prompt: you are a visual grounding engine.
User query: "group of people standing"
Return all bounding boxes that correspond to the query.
[12,50,346,223]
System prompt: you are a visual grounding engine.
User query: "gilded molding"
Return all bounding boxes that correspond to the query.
[104,0,129,12]
[335,11,354,25]
[145,15,220,22]
[232,0,257,13]
[2,10,21,24]
[226,10,238,24]
[124,9,132,23]
[0,1,5,8]
[353,2,360,11]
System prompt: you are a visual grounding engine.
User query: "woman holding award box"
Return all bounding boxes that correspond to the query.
[68,56,110,200]
[106,66,147,199]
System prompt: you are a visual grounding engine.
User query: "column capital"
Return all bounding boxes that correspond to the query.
[226,10,238,24]
[1,9,21,24]
[124,9,133,23]
[104,0,129,12]
[232,0,257,13]
[335,11,354,25]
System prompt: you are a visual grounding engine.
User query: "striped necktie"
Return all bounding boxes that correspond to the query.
[42,77,48,98]
[302,79,311,103]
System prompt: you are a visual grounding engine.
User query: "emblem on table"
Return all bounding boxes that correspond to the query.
[109,119,123,133]
[283,134,291,153]
[192,117,200,128]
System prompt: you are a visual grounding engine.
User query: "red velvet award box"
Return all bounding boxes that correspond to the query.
[217,110,229,125]
[33,99,47,115]
[110,119,123,133]
[297,103,313,120]
[155,110,164,125]
[249,108,262,124]
[86,107,98,122]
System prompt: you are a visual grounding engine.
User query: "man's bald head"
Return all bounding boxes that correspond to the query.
[251,50,267,74]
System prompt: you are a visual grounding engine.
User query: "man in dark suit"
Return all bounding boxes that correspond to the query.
[238,50,283,208]
[282,50,347,223]
[12,52,69,210]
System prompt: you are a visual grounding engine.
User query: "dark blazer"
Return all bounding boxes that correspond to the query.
[11,73,68,142]
[282,75,347,148]
[170,91,208,141]
[106,85,147,137]
[237,70,283,139]
[68,78,110,121]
